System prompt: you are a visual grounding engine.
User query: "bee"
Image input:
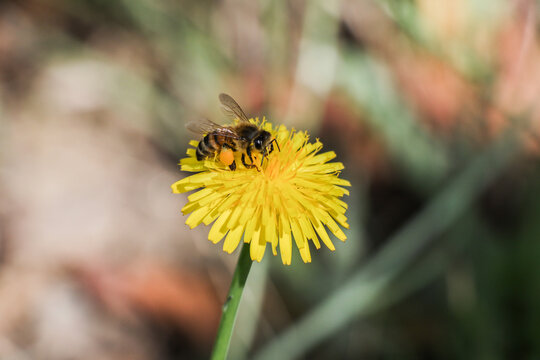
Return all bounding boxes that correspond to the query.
[187,93,279,171]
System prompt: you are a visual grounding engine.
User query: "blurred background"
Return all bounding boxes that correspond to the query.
[1,0,540,359]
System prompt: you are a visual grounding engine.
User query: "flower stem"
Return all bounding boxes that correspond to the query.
[211,242,253,360]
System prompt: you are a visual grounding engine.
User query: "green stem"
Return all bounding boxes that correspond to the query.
[211,242,253,360]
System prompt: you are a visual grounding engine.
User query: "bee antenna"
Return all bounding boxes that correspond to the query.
[272,138,280,152]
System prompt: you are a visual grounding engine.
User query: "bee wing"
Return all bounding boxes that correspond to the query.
[219,93,250,123]
[186,118,222,135]
[186,119,240,138]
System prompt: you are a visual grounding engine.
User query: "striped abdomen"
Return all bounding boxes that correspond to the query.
[196,132,236,161]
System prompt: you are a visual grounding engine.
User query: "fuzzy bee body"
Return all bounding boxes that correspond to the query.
[188,94,279,171]
[196,131,237,162]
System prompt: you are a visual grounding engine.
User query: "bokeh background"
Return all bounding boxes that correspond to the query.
[1,0,540,359]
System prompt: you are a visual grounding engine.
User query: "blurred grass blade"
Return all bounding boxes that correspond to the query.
[253,133,518,360]
[338,52,450,189]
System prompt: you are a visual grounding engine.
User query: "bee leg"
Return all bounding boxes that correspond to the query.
[229,160,237,171]
[246,146,256,165]
[241,153,258,170]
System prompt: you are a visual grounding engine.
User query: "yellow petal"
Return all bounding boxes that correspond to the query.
[278,213,293,265]
[208,208,232,243]
[223,225,244,253]
[290,218,306,250]
[312,217,335,251]
[299,243,312,263]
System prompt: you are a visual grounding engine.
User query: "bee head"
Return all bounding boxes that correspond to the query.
[254,130,280,167]
[253,131,272,153]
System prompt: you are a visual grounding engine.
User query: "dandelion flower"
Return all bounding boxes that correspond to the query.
[171,119,350,265]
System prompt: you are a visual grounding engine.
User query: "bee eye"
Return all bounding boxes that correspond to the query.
[254,139,263,149]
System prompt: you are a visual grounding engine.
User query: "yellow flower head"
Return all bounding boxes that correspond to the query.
[171,119,351,265]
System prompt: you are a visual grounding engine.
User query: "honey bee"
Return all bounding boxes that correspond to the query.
[187,93,279,171]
